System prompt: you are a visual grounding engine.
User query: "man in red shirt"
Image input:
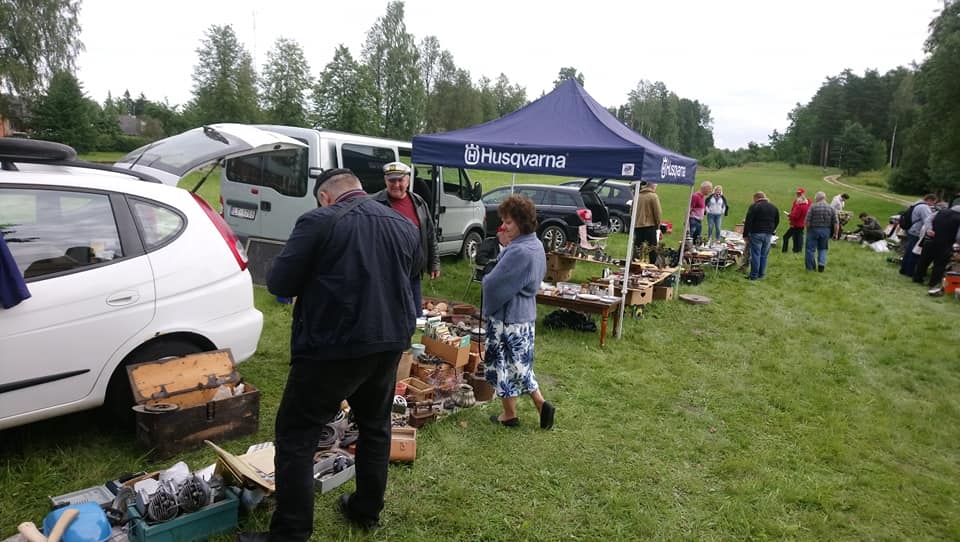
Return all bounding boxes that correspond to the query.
[782,188,811,253]
[373,162,440,314]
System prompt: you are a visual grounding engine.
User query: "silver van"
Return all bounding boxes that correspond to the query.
[220,126,486,283]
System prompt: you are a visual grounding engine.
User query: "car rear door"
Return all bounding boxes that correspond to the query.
[0,186,156,423]
[578,178,611,226]
[115,123,306,187]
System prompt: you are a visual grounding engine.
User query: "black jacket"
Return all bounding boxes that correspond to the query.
[267,192,421,362]
[743,199,780,235]
[373,190,440,275]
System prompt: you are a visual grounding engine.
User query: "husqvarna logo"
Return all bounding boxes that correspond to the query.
[464,144,481,165]
[462,143,566,170]
[661,157,687,179]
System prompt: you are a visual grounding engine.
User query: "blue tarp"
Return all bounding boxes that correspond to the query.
[412,79,697,185]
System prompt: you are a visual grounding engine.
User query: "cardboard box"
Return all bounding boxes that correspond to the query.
[389,426,417,463]
[421,334,470,368]
[396,351,413,381]
[127,350,260,458]
[653,286,674,301]
[545,268,573,282]
[547,253,577,270]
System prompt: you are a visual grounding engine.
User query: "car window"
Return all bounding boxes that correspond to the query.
[0,188,123,279]
[341,143,396,193]
[225,147,308,197]
[130,198,185,250]
[552,191,579,207]
[516,188,546,204]
[482,188,511,205]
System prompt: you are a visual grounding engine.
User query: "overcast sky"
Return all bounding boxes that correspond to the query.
[75,0,944,150]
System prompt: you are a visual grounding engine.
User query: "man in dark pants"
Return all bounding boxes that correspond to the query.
[240,169,421,542]
[631,181,662,263]
[742,191,780,280]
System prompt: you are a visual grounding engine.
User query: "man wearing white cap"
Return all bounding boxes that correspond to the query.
[374,161,439,314]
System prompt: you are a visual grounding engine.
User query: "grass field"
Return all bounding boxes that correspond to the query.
[2,163,958,541]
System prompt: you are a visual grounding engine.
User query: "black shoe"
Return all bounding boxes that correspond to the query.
[490,414,520,427]
[540,402,555,430]
[817,265,825,272]
[237,533,270,542]
[338,493,379,530]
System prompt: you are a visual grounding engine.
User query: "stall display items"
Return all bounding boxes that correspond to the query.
[126,349,260,459]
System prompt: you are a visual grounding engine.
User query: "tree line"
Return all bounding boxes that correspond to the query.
[3,0,958,199]
[770,0,960,197]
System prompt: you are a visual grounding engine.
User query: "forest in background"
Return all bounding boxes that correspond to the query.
[2,0,959,197]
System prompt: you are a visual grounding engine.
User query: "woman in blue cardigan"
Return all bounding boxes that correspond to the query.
[482,195,555,429]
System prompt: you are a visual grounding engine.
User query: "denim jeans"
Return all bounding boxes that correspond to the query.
[900,234,920,275]
[748,232,772,279]
[706,213,723,241]
[689,217,702,243]
[268,351,400,541]
[805,227,831,270]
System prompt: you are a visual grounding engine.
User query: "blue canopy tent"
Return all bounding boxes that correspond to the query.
[413,79,698,339]
[412,78,697,185]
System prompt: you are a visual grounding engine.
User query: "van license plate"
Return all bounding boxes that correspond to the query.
[230,207,256,220]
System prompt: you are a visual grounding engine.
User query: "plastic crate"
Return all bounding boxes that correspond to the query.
[128,488,238,542]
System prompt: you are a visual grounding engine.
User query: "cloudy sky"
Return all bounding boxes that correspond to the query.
[75,0,944,150]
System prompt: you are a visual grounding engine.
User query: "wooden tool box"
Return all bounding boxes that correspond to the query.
[126,349,260,458]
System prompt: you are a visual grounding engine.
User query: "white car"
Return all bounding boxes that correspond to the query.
[0,126,303,430]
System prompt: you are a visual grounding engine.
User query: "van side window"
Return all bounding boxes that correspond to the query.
[225,149,308,197]
[341,144,396,193]
[0,188,123,279]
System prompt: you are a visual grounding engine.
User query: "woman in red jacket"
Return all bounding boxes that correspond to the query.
[782,188,811,253]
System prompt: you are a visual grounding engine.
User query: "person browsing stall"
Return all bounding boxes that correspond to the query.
[705,184,729,243]
[804,191,839,272]
[245,169,422,541]
[374,161,439,314]
[631,181,662,264]
[482,194,555,430]
[688,181,712,245]
[742,191,780,280]
[782,188,811,253]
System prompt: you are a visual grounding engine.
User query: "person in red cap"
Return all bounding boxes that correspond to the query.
[782,188,811,253]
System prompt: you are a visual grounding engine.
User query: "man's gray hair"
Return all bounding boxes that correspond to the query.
[815,191,827,201]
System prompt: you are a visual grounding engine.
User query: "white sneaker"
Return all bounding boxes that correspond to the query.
[928,287,944,297]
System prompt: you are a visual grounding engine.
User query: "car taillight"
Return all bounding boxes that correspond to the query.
[191,193,248,271]
[576,208,593,222]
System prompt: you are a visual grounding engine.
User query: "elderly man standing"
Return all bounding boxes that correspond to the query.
[804,191,839,272]
[742,191,779,280]
[688,180,712,245]
[374,161,440,315]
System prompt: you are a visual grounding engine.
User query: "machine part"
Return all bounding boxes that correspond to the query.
[316,423,342,450]
[144,402,179,413]
[176,475,211,513]
[144,482,179,523]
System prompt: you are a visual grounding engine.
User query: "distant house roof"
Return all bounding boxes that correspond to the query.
[118,114,143,136]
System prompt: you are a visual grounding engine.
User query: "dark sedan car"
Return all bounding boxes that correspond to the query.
[480,182,610,252]
[560,178,639,233]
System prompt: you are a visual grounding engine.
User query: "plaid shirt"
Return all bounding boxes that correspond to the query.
[805,201,838,229]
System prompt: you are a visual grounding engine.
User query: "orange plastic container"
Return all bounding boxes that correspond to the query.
[944,272,960,294]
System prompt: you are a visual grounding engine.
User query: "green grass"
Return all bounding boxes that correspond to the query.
[2,163,959,541]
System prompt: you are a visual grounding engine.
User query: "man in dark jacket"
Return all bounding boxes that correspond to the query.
[853,212,884,243]
[742,191,780,280]
[247,169,421,541]
[374,161,440,315]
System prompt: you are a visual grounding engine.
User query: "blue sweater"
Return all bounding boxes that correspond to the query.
[482,233,546,324]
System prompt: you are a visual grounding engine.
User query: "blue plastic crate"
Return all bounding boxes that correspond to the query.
[128,488,238,542]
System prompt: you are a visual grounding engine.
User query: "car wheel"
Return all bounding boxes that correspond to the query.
[609,215,625,234]
[460,230,483,261]
[540,225,567,252]
[105,338,206,426]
